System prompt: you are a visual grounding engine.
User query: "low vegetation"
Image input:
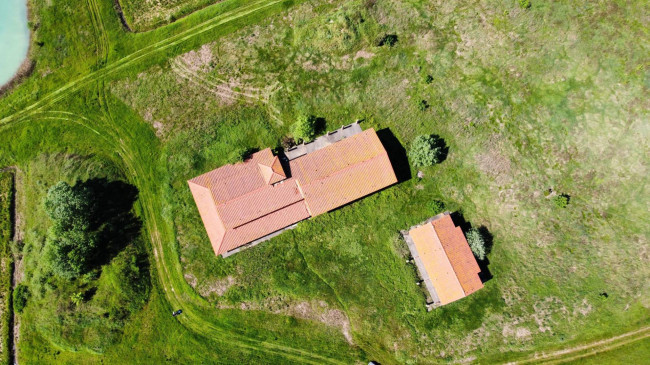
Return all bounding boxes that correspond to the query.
[553,194,571,209]
[466,228,487,260]
[0,172,13,364]
[292,114,318,143]
[12,157,150,354]
[119,0,221,31]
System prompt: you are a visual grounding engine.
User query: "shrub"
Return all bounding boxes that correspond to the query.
[378,34,398,47]
[417,100,429,111]
[519,0,531,9]
[424,74,434,84]
[429,200,445,215]
[409,135,446,167]
[466,228,486,260]
[13,284,29,313]
[93,245,150,319]
[292,114,317,142]
[281,136,296,149]
[553,194,570,208]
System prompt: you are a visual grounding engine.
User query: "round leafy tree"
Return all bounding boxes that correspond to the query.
[409,134,445,167]
[466,228,486,260]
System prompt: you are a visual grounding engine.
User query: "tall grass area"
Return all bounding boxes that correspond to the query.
[0,172,14,364]
[0,0,647,363]
[119,0,223,31]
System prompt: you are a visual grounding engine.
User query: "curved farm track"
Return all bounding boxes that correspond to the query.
[512,326,650,364]
[2,0,647,363]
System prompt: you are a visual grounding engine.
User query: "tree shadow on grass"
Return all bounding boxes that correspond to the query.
[377,128,411,183]
[82,178,142,268]
[431,134,449,164]
[450,211,493,283]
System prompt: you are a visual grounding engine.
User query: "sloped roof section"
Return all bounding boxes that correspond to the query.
[432,215,483,296]
[189,149,275,204]
[220,201,310,253]
[217,180,304,229]
[290,128,397,216]
[258,156,286,185]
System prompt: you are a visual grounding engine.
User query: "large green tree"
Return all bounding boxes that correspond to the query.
[44,182,99,279]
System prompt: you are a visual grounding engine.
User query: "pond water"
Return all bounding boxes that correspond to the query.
[0,0,30,87]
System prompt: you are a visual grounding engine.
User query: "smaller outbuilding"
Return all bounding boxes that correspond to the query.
[403,212,483,307]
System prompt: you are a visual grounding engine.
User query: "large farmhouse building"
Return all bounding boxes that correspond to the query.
[403,213,483,306]
[188,123,398,257]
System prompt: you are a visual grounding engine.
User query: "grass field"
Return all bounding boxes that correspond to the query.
[0,0,648,363]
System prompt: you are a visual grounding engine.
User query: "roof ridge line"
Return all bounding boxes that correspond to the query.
[215,178,297,211]
[230,200,309,230]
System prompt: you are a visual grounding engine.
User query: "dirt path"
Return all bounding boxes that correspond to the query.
[510,326,650,364]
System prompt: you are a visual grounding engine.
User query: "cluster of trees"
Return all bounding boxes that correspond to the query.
[19,178,151,351]
[43,179,142,279]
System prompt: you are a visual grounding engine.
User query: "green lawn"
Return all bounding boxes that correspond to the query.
[0,0,648,363]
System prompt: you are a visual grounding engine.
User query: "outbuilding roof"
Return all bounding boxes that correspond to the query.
[405,213,483,305]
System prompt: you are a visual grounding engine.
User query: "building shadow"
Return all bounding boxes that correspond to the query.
[376,128,411,183]
[450,211,493,283]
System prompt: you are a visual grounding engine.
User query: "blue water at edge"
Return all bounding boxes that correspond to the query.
[0,0,30,87]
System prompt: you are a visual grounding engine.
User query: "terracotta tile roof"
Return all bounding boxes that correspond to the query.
[409,223,465,305]
[217,180,304,229]
[290,129,397,216]
[187,182,227,254]
[408,214,483,305]
[432,215,483,296]
[219,201,310,254]
[188,128,397,256]
[271,156,285,176]
[189,149,275,204]
[258,156,286,185]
